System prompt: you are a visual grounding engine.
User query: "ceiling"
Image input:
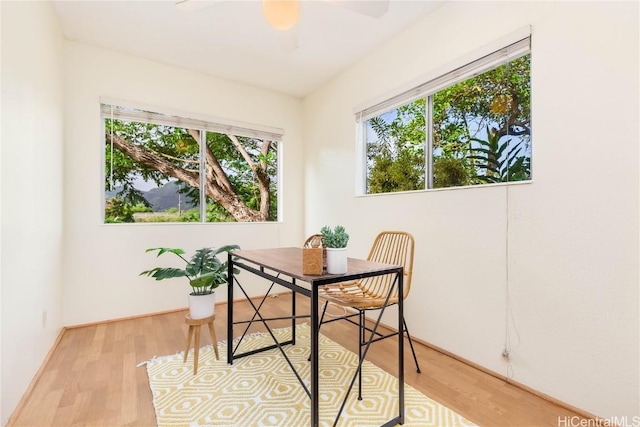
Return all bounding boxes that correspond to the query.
[52,0,443,97]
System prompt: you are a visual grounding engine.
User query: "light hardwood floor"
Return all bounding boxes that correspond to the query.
[10,292,586,426]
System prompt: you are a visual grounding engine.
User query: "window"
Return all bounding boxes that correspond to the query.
[102,103,281,223]
[359,36,531,194]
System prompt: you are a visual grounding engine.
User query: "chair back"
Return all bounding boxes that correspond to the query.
[365,231,415,301]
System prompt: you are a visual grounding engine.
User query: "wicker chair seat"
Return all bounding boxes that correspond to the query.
[318,280,400,309]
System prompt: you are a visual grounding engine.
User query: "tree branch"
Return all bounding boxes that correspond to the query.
[257,141,272,217]
[158,152,199,164]
[108,132,266,222]
[109,133,199,187]
[228,135,272,218]
[187,129,235,194]
[228,135,256,171]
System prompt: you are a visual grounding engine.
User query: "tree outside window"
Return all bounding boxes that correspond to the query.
[103,106,279,223]
[365,53,531,193]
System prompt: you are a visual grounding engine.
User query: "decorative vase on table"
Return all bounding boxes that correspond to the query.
[325,247,348,274]
[320,225,350,275]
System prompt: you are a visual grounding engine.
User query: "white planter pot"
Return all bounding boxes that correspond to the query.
[188,292,216,319]
[325,247,348,274]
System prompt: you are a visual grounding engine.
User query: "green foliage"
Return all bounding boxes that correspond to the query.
[204,132,278,221]
[468,127,531,183]
[173,202,235,223]
[105,119,188,208]
[433,55,531,153]
[366,54,531,192]
[367,99,426,193]
[320,225,349,248]
[177,208,202,222]
[140,245,240,295]
[368,148,426,193]
[433,157,471,188]
[130,204,153,213]
[105,115,278,223]
[105,196,135,223]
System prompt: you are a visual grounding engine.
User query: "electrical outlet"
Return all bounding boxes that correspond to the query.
[42,310,47,329]
[501,349,510,361]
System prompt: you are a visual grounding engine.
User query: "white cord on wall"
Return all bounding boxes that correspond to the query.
[503,184,521,379]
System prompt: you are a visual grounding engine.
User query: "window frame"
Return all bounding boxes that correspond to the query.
[356,29,532,195]
[101,100,284,224]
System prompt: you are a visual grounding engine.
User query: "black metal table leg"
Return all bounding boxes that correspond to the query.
[292,278,297,345]
[227,253,234,365]
[311,284,319,427]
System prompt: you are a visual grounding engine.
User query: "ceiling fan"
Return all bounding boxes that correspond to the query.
[174,0,390,52]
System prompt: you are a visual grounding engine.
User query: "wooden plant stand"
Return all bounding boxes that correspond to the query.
[183,314,219,374]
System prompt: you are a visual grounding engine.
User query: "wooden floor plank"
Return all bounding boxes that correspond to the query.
[9,293,587,426]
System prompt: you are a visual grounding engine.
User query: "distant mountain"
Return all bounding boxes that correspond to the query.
[105,181,198,212]
[105,186,122,199]
[144,181,198,212]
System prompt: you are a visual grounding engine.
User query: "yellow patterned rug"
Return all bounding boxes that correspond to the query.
[142,323,476,427]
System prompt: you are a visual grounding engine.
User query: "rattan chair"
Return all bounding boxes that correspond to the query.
[316,230,421,399]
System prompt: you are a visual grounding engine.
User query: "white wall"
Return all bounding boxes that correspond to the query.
[2,0,638,423]
[63,42,305,326]
[303,1,639,420]
[0,1,65,424]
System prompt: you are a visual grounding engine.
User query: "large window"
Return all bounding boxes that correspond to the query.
[102,103,281,223]
[360,36,531,194]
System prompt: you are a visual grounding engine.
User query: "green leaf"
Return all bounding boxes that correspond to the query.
[140,267,188,280]
[190,273,215,288]
[146,247,186,256]
[210,244,241,257]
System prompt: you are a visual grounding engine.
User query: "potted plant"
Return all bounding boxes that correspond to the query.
[140,245,240,319]
[320,225,349,274]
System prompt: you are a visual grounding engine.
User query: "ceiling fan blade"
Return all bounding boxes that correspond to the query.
[277,27,299,52]
[325,0,390,19]
[175,0,224,12]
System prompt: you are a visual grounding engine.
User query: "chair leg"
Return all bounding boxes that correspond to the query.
[403,317,421,373]
[318,300,329,332]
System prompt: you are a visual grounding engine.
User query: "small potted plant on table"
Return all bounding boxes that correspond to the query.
[321,225,349,274]
[140,245,240,319]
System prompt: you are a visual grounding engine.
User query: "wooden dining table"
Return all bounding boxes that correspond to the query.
[226,247,405,427]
